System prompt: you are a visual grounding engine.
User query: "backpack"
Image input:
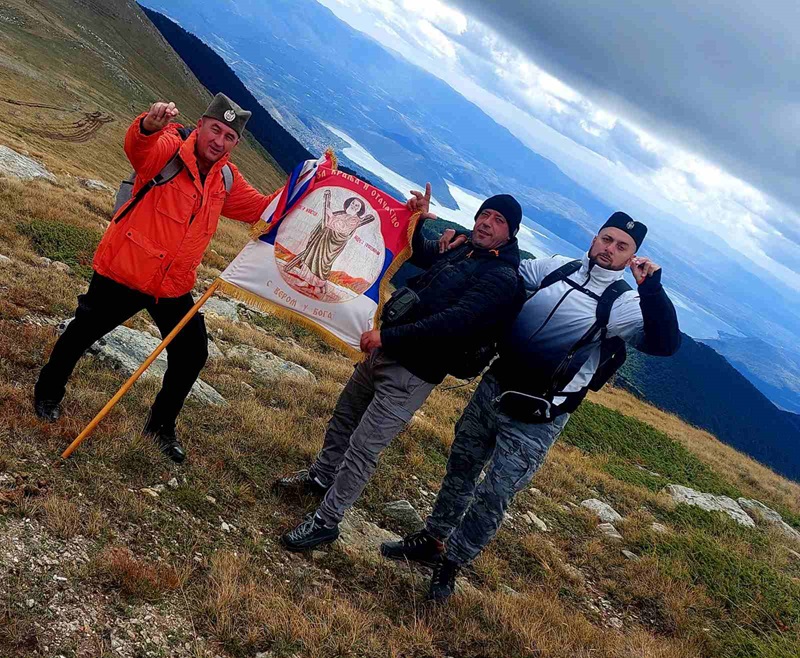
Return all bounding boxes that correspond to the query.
[535,260,632,393]
[112,126,233,223]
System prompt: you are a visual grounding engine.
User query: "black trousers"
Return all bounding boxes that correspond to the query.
[35,273,208,428]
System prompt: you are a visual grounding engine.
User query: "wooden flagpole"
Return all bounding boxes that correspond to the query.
[61,279,221,460]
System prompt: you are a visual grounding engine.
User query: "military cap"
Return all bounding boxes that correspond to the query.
[203,92,251,137]
[601,211,647,249]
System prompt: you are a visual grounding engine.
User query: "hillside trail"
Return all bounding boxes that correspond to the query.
[1,96,114,143]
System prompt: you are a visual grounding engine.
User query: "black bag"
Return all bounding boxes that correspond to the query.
[494,390,554,422]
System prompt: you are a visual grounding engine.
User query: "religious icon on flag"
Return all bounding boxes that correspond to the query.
[218,151,419,357]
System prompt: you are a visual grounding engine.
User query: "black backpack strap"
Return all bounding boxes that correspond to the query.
[595,279,633,336]
[114,151,185,223]
[113,127,196,224]
[537,259,581,291]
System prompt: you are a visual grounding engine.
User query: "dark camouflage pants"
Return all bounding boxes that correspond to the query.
[426,374,569,565]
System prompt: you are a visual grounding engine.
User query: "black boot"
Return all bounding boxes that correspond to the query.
[427,557,461,603]
[33,397,61,422]
[273,469,331,497]
[281,513,339,552]
[143,412,186,464]
[380,529,445,567]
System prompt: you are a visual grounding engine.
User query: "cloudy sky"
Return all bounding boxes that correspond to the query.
[318,0,800,291]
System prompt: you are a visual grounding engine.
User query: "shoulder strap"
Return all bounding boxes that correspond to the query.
[595,279,633,330]
[221,164,234,194]
[114,144,185,224]
[538,260,581,291]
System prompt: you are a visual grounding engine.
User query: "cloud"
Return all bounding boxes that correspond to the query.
[317,0,800,288]
[446,0,800,217]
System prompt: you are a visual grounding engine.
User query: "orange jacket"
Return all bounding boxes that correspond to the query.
[93,113,280,298]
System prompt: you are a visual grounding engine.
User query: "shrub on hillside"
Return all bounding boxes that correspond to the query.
[17,219,101,280]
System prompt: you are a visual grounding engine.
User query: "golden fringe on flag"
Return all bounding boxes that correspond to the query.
[216,278,363,360]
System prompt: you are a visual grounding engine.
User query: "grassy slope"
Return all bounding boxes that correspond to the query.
[1,4,800,658]
[0,0,284,192]
[2,182,800,658]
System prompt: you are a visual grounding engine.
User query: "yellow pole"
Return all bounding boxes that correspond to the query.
[61,280,221,460]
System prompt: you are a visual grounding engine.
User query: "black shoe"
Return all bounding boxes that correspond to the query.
[281,513,339,552]
[273,469,330,497]
[427,557,461,603]
[380,529,445,567]
[34,397,61,422]
[143,414,186,464]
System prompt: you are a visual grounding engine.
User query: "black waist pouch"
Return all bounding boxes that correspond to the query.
[494,391,555,424]
[382,286,419,324]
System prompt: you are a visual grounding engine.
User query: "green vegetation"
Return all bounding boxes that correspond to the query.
[17,219,101,279]
[564,401,741,497]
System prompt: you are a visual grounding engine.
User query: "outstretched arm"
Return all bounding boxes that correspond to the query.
[124,102,183,182]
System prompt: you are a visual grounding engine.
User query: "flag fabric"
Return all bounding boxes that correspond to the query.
[218,151,418,357]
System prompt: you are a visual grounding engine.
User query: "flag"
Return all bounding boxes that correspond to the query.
[218,151,418,357]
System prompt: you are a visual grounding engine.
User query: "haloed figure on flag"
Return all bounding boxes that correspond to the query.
[283,191,376,299]
[276,185,527,552]
[33,93,281,463]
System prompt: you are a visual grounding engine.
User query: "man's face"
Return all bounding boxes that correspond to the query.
[195,117,239,164]
[589,227,637,270]
[473,208,511,250]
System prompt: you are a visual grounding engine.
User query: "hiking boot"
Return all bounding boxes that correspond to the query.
[143,414,186,464]
[426,557,461,603]
[380,529,445,567]
[273,469,330,497]
[34,397,61,422]
[281,513,339,552]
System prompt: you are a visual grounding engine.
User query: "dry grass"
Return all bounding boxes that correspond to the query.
[2,175,799,656]
[91,546,185,602]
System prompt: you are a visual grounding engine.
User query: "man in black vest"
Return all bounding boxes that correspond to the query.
[382,211,681,602]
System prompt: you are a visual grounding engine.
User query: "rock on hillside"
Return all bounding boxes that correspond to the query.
[663,484,755,527]
[57,319,226,406]
[0,145,56,182]
[738,497,800,543]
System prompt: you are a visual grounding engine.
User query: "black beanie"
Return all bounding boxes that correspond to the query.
[475,194,522,236]
[601,211,647,249]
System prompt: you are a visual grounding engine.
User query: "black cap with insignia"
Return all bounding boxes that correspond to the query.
[202,92,251,138]
[601,211,647,249]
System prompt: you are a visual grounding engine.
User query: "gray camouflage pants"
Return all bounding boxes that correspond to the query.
[311,349,435,526]
[426,373,569,565]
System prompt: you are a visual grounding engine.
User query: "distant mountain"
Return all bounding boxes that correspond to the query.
[142,6,311,173]
[618,334,800,481]
[701,334,800,414]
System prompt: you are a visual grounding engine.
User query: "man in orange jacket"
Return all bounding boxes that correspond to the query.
[34,93,280,462]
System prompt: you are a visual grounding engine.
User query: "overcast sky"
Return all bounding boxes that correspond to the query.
[318,0,800,291]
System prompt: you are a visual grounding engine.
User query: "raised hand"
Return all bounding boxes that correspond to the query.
[406,182,436,220]
[142,101,179,133]
[630,256,661,285]
[438,228,468,253]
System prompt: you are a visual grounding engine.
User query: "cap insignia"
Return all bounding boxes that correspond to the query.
[224,109,236,122]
